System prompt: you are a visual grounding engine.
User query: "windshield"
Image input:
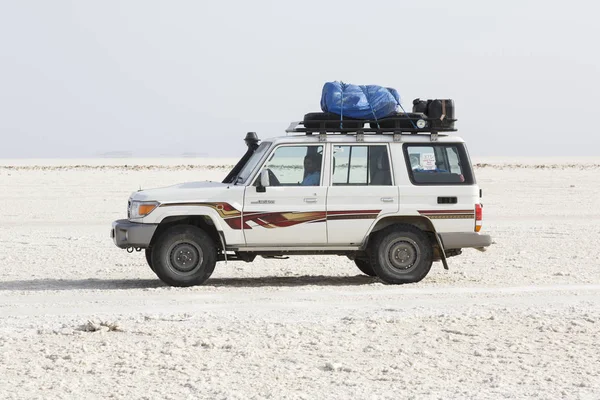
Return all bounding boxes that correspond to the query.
[235,141,271,184]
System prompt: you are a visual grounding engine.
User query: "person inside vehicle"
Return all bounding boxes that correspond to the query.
[409,154,422,170]
[301,154,321,186]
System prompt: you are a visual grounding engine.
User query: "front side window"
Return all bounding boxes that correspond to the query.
[259,145,323,186]
[405,143,474,185]
[332,145,392,186]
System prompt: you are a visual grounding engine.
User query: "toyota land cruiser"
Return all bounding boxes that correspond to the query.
[111,115,492,286]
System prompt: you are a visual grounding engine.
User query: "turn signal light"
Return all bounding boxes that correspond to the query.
[475,204,483,232]
[139,204,158,216]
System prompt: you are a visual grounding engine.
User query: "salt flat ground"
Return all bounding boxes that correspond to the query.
[0,158,599,399]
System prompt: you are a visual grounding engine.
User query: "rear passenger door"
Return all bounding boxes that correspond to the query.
[326,144,398,245]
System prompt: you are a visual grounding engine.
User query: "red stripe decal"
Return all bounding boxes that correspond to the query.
[418,210,474,214]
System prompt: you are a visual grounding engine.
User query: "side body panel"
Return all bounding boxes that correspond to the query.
[390,142,479,234]
[139,186,247,245]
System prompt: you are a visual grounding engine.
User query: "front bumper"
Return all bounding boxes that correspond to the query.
[438,232,492,250]
[111,219,158,249]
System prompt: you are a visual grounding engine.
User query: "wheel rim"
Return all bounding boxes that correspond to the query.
[385,237,420,272]
[167,241,203,275]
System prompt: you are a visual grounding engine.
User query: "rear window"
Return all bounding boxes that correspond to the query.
[404,143,475,185]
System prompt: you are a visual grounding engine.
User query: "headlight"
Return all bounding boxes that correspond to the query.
[129,201,160,219]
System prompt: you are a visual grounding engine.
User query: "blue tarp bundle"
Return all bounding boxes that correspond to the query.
[320,81,400,120]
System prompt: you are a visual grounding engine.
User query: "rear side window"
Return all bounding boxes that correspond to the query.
[404,143,475,185]
[332,145,392,186]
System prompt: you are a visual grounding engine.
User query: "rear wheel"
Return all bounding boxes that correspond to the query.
[369,224,433,284]
[151,225,217,287]
[354,259,376,276]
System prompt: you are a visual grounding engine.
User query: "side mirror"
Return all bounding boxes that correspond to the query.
[261,169,270,187]
[257,169,270,193]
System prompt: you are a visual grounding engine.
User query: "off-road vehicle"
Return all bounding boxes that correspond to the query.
[111,110,492,286]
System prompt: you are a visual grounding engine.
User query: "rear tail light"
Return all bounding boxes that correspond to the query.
[475,203,483,232]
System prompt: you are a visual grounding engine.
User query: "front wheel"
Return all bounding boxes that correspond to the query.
[151,225,217,287]
[354,259,376,276]
[369,224,433,284]
[145,248,154,272]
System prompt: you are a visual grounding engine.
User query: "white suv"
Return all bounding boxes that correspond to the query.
[111,118,492,287]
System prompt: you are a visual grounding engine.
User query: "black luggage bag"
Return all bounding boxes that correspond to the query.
[412,98,455,130]
[303,112,363,131]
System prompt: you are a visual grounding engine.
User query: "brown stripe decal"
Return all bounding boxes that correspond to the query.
[243,211,326,229]
[327,214,379,221]
[418,209,474,214]
[160,202,381,230]
[423,214,474,220]
[418,209,475,220]
[160,202,243,229]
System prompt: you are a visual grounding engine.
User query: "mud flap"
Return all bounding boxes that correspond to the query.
[435,233,449,270]
[218,231,228,264]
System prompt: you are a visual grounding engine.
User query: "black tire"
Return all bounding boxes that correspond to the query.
[354,259,376,276]
[369,224,433,284]
[145,248,155,272]
[151,225,217,287]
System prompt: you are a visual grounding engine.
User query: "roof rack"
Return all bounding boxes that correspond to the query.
[286,116,457,135]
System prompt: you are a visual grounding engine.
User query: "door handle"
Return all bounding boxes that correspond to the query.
[380,197,394,203]
[304,198,318,203]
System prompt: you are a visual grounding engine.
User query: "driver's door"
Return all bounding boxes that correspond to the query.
[243,144,327,246]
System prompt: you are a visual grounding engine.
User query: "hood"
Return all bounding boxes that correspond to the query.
[130,181,238,203]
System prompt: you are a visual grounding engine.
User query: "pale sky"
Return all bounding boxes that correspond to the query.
[0,0,598,158]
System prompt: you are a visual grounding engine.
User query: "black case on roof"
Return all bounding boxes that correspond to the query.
[412,99,455,130]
